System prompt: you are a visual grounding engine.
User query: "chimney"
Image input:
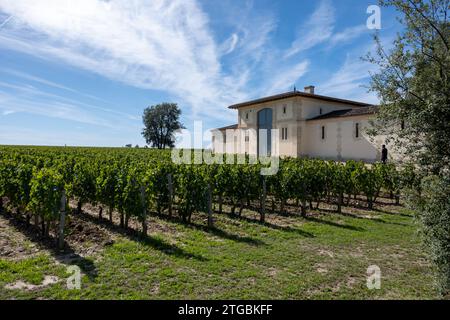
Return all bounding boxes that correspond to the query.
[304,85,315,94]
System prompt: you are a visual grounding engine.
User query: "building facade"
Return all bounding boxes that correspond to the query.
[212,86,388,162]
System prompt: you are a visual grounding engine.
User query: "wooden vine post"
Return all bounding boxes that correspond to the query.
[58,190,67,252]
[140,186,148,237]
[168,173,173,217]
[207,183,213,228]
[261,177,266,223]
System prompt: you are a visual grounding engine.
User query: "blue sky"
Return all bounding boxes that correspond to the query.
[0,0,402,147]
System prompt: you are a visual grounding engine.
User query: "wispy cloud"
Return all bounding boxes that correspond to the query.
[284,0,335,58]
[219,33,239,56]
[0,14,12,29]
[0,68,108,103]
[264,60,310,95]
[0,0,244,122]
[328,25,368,47]
[319,55,378,104]
[0,81,139,128]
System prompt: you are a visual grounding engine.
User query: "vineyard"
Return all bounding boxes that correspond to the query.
[0,145,435,299]
[0,145,421,244]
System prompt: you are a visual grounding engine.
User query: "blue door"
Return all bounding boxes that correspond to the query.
[257,108,272,156]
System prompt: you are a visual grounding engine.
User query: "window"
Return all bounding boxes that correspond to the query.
[246,112,249,120]
[321,126,325,140]
[319,108,323,115]
[355,123,360,138]
[245,131,250,142]
[283,105,287,114]
[281,128,288,140]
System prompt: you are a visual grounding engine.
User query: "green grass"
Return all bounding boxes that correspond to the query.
[0,203,438,300]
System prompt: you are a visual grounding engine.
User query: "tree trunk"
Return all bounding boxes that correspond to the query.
[26,213,31,226]
[0,197,3,213]
[99,206,103,220]
[45,220,51,237]
[41,217,46,236]
[337,193,343,213]
[368,198,373,210]
[218,195,223,214]
[124,214,129,228]
[120,212,124,228]
[142,218,147,236]
[238,199,245,216]
[280,199,286,215]
[395,193,400,205]
[77,201,82,214]
[300,200,307,217]
[109,206,113,222]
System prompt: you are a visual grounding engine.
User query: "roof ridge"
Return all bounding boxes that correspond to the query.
[229,91,372,109]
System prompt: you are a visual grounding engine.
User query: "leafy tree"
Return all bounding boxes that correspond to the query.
[142,103,184,149]
[366,0,450,173]
[366,0,450,296]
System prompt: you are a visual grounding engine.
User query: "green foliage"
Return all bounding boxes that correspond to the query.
[367,0,450,173]
[27,167,65,222]
[141,103,184,149]
[410,175,450,296]
[175,165,208,223]
[367,0,450,297]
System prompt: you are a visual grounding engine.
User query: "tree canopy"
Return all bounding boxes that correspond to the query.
[366,0,449,174]
[142,103,184,149]
[366,0,450,297]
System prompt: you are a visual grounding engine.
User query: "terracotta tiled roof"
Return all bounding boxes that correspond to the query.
[307,106,379,121]
[229,91,372,109]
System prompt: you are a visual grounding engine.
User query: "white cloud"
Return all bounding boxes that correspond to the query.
[285,0,335,58]
[319,55,379,104]
[219,33,239,56]
[329,25,368,47]
[0,0,246,122]
[0,82,139,128]
[264,60,310,95]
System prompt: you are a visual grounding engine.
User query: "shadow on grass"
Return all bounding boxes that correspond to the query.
[304,215,365,232]
[153,212,266,246]
[0,210,97,280]
[315,207,408,226]
[373,208,414,218]
[75,209,208,261]
[223,212,315,238]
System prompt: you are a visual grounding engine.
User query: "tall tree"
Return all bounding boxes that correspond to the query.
[366,0,449,173]
[142,103,184,149]
[366,0,449,297]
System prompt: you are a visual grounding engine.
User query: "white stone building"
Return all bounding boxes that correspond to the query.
[212,86,389,162]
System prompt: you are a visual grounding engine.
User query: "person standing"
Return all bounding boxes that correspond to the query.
[381,145,388,164]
